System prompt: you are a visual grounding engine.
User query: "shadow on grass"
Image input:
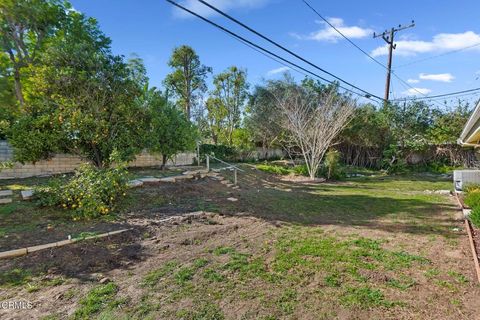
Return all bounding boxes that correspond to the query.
[221,167,460,237]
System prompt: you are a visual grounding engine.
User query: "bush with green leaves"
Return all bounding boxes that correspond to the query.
[469,207,480,228]
[464,190,480,209]
[463,184,480,194]
[37,162,128,219]
[464,186,480,227]
[200,144,237,162]
[256,164,291,175]
[293,164,309,176]
[322,149,344,180]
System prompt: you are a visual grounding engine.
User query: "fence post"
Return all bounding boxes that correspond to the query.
[196,141,200,166]
[206,155,210,172]
[234,168,237,185]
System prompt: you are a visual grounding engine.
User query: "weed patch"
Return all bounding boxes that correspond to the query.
[340,286,396,308]
[142,261,178,287]
[72,282,118,319]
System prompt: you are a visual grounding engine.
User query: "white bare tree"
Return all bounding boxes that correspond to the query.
[275,85,355,180]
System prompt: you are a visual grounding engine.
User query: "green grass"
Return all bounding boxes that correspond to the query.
[275,288,298,314]
[239,170,454,235]
[272,229,429,276]
[3,170,468,318]
[447,271,469,284]
[212,246,235,255]
[175,267,195,285]
[203,268,226,282]
[0,268,32,287]
[72,283,119,320]
[130,228,432,317]
[176,302,225,320]
[387,276,417,290]
[340,286,396,308]
[256,164,292,175]
[142,261,178,287]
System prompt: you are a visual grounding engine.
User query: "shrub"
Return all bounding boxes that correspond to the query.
[37,162,128,219]
[324,150,340,179]
[469,207,480,228]
[427,163,460,174]
[256,164,291,175]
[464,184,480,194]
[464,190,480,209]
[200,144,237,162]
[293,164,309,176]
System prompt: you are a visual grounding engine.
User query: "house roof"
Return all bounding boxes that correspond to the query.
[459,100,480,146]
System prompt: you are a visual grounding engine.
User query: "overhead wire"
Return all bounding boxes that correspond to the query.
[193,0,383,101]
[395,42,480,68]
[300,0,445,107]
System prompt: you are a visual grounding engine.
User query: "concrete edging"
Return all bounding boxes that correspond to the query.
[0,228,132,260]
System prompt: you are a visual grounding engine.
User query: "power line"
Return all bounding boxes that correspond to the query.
[391,86,480,101]
[193,0,383,101]
[395,42,480,68]
[221,29,311,78]
[165,0,382,103]
[300,0,443,107]
[166,0,382,103]
[301,0,386,70]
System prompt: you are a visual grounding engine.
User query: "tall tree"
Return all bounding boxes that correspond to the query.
[384,101,433,150]
[0,0,68,107]
[211,66,249,146]
[164,45,211,119]
[127,53,148,88]
[8,10,147,168]
[142,88,196,169]
[205,96,227,145]
[274,83,355,180]
[246,80,287,151]
[428,101,472,144]
[0,52,16,138]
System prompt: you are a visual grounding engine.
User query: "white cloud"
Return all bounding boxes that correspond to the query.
[292,17,372,42]
[267,66,290,76]
[402,87,432,96]
[407,79,420,84]
[419,73,454,83]
[371,31,480,57]
[173,0,269,18]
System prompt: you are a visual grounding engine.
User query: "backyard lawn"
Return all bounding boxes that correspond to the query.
[0,166,479,320]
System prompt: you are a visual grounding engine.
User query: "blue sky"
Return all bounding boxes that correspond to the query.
[70,0,480,104]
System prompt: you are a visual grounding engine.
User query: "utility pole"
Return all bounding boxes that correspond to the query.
[374,21,415,102]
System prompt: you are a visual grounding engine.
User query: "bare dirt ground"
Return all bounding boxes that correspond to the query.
[1,170,479,319]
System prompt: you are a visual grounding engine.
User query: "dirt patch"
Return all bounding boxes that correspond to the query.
[1,172,479,319]
[0,213,272,320]
[0,220,130,252]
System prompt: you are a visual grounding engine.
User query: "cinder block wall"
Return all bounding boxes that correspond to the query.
[0,141,195,179]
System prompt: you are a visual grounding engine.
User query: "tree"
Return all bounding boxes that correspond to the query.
[0,0,68,107]
[205,96,227,145]
[341,104,390,149]
[245,80,287,152]
[164,45,211,119]
[274,83,355,180]
[145,89,196,169]
[8,10,147,168]
[127,53,148,88]
[210,66,249,146]
[384,101,433,150]
[0,52,17,138]
[428,101,472,144]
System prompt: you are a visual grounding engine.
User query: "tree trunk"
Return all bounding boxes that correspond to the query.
[13,68,25,107]
[161,154,168,170]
